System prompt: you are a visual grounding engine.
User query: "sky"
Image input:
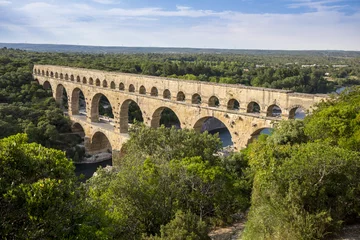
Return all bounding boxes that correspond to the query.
[0,0,359,50]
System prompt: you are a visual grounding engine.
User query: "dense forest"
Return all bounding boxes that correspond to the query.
[2,47,360,94]
[1,47,360,239]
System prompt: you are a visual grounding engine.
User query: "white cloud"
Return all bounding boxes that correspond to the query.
[92,0,118,4]
[0,0,11,6]
[0,1,359,50]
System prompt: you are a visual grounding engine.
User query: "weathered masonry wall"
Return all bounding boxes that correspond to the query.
[33,64,327,160]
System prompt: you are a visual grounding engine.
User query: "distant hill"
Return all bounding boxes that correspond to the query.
[1,43,360,57]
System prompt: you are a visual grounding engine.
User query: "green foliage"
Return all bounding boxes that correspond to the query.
[0,134,84,239]
[304,87,360,151]
[0,49,72,149]
[85,125,251,239]
[145,210,210,240]
[244,139,360,240]
[244,88,360,239]
[270,120,308,145]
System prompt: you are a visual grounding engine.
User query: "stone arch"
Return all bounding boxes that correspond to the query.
[193,116,233,147]
[90,93,114,122]
[77,76,81,82]
[65,74,69,80]
[227,99,240,110]
[71,122,85,138]
[55,84,69,110]
[34,68,37,74]
[42,70,45,76]
[38,69,41,75]
[247,127,273,145]
[110,81,115,89]
[177,91,185,101]
[129,84,135,92]
[70,74,74,81]
[83,77,87,84]
[267,104,282,117]
[163,89,171,99]
[119,83,125,91]
[192,93,202,104]
[151,87,158,97]
[103,80,108,88]
[151,107,181,128]
[89,131,112,154]
[96,78,101,86]
[247,101,261,113]
[71,88,86,115]
[289,105,306,119]
[50,71,54,78]
[46,70,49,77]
[139,85,146,95]
[43,80,52,91]
[208,96,220,107]
[55,72,59,78]
[89,77,94,85]
[119,99,143,133]
[60,73,63,79]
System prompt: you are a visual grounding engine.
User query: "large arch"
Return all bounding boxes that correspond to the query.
[247,127,273,145]
[71,88,86,115]
[151,107,181,129]
[193,117,233,147]
[43,81,52,91]
[289,105,306,119]
[267,104,282,117]
[55,84,69,110]
[71,122,85,138]
[90,93,113,122]
[119,99,143,133]
[89,131,112,155]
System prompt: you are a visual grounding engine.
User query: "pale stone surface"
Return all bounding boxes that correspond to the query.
[33,65,327,165]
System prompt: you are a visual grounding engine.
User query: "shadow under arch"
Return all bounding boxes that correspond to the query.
[55,84,69,110]
[193,116,233,147]
[71,88,86,115]
[89,131,112,155]
[151,107,181,129]
[90,93,114,122]
[43,80,52,91]
[119,99,143,133]
[71,122,85,138]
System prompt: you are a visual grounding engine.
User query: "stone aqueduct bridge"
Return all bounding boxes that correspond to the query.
[33,65,326,159]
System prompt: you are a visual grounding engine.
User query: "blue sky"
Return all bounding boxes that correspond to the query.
[0,0,359,50]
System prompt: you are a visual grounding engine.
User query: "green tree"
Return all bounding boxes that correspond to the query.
[0,134,84,239]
